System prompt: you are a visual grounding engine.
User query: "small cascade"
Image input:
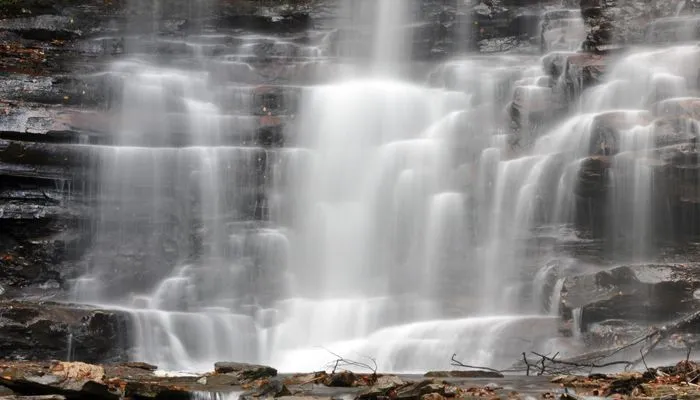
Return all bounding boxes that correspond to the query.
[549,279,565,317]
[540,9,586,52]
[191,392,241,400]
[66,332,74,362]
[572,308,583,339]
[272,315,559,373]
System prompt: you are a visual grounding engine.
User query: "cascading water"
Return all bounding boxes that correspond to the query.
[71,0,700,374]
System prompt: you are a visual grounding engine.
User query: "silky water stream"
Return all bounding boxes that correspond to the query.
[70,0,700,374]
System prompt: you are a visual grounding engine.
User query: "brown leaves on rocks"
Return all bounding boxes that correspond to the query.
[548,360,700,399]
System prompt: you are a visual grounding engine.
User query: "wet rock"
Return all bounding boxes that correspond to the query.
[0,139,91,168]
[563,53,606,99]
[324,371,357,387]
[540,9,585,52]
[118,362,157,372]
[650,117,698,148]
[588,111,653,156]
[0,396,66,399]
[424,370,504,378]
[646,16,700,44]
[509,85,556,133]
[392,380,457,400]
[0,103,82,138]
[0,361,115,399]
[575,156,610,198]
[0,75,107,107]
[0,360,245,399]
[0,15,80,41]
[355,375,406,399]
[654,98,700,120]
[559,264,700,331]
[240,379,291,399]
[0,301,129,363]
[213,362,277,382]
[543,51,576,79]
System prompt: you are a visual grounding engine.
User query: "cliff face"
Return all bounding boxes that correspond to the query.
[0,0,570,303]
[1,0,700,365]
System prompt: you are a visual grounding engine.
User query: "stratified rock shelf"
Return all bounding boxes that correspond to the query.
[2,0,700,379]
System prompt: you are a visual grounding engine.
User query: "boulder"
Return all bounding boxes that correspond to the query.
[213,362,277,383]
[0,360,243,399]
[0,361,115,399]
[559,264,700,332]
[323,371,357,387]
[240,379,291,400]
[393,380,458,400]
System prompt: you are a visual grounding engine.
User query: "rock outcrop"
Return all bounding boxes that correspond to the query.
[0,301,129,363]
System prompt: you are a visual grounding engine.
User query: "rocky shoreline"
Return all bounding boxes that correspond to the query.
[3,358,700,399]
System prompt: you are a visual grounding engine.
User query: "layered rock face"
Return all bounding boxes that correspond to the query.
[1,0,700,371]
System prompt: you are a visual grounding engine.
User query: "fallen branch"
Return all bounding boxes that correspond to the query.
[321,348,378,376]
[450,354,505,374]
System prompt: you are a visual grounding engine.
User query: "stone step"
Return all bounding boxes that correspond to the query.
[0,301,128,363]
[646,16,700,44]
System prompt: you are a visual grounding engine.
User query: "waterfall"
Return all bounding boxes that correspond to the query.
[68,0,700,373]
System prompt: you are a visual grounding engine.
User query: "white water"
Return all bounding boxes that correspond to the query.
[70,0,700,374]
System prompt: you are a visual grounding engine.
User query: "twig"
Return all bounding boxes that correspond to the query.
[321,347,378,376]
[687,345,692,363]
[639,348,649,371]
[522,352,530,376]
[450,354,504,374]
[530,351,633,369]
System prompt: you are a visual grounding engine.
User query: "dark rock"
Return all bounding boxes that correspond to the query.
[0,360,244,399]
[394,380,457,400]
[324,371,356,387]
[357,375,406,400]
[0,15,81,41]
[0,361,115,399]
[543,51,576,79]
[420,394,445,400]
[563,53,606,99]
[0,301,129,363]
[540,9,585,52]
[213,362,277,382]
[646,16,700,44]
[118,362,157,371]
[424,370,504,378]
[588,110,652,156]
[240,379,291,399]
[579,0,691,49]
[559,264,700,331]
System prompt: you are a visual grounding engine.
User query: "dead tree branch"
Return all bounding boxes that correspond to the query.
[450,354,507,374]
[321,348,378,376]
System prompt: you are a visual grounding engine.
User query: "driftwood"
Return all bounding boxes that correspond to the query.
[452,310,700,376]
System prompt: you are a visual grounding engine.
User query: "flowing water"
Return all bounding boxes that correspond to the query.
[71,0,700,373]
